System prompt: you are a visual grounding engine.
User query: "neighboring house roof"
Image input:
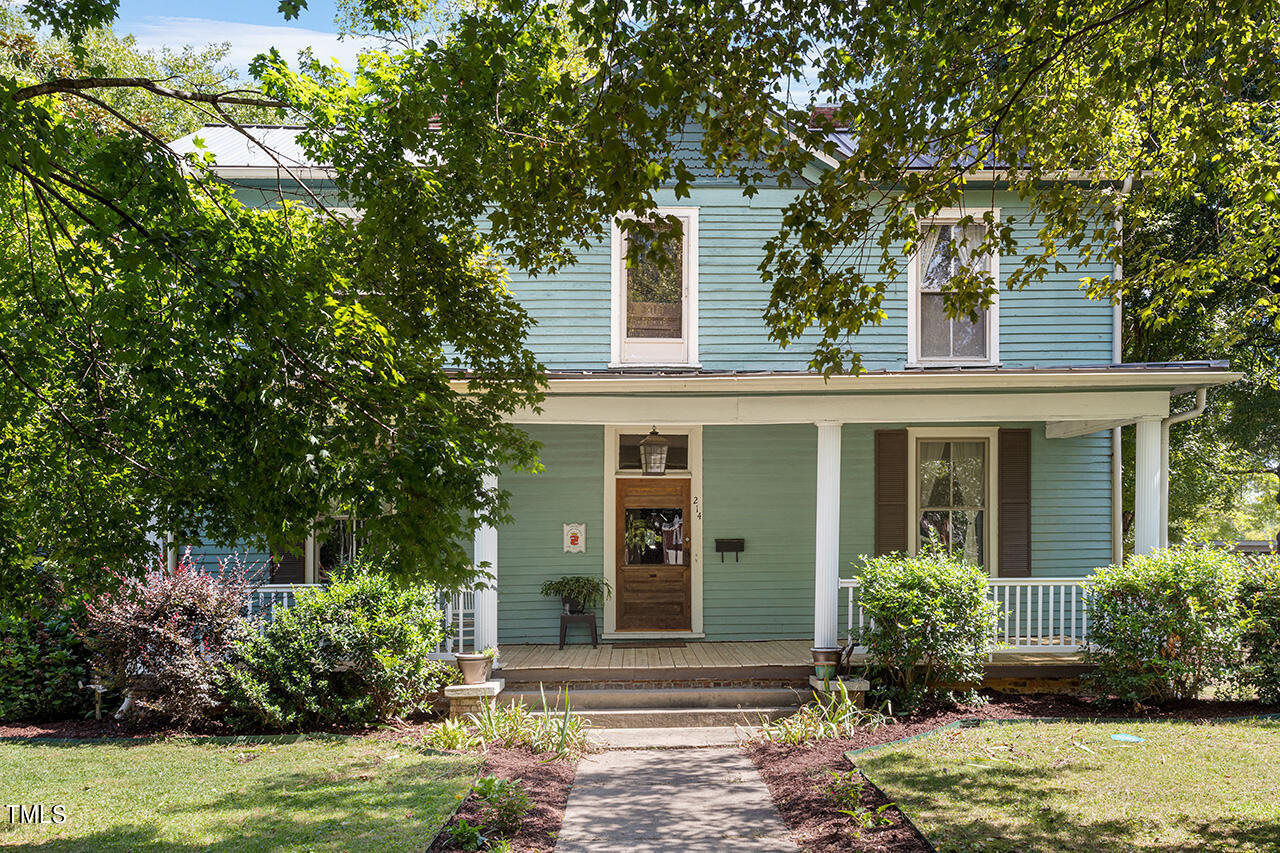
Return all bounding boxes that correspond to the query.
[169,125,330,176]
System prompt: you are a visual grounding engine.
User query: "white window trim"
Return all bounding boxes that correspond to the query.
[601,424,704,638]
[906,426,1000,577]
[610,208,700,368]
[906,208,1001,368]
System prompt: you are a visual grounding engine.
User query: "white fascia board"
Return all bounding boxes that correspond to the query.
[508,390,1175,426]
[452,369,1239,397]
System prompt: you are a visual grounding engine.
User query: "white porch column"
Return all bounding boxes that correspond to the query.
[1134,417,1163,554]
[814,421,842,649]
[473,472,499,652]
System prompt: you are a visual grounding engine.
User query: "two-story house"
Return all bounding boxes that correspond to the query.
[169,124,1235,668]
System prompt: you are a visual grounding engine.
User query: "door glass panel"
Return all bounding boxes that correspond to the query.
[626,222,684,339]
[623,507,685,565]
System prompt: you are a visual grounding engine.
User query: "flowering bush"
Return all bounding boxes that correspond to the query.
[221,560,453,730]
[1084,547,1246,704]
[84,551,249,725]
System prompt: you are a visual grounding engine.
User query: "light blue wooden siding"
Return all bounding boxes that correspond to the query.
[495,425,605,644]
[837,422,1112,579]
[1030,427,1114,574]
[500,187,1114,372]
[181,541,273,583]
[701,425,817,640]
[494,421,1110,642]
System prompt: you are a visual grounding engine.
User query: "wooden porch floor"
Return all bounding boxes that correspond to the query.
[497,640,1086,676]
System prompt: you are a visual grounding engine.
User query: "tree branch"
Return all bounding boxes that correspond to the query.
[10,77,290,109]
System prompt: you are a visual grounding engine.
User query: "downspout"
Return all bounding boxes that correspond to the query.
[1112,174,1132,564]
[1160,387,1208,547]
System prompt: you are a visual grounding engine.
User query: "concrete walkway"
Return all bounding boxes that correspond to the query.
[554,747,796,852]
[590,725,757,749]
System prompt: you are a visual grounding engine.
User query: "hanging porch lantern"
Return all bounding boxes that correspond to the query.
[638,427,670,475]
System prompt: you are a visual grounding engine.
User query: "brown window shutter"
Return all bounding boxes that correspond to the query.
[998,429,1032,577]
[270,546,306,584]
[874,429,909,555]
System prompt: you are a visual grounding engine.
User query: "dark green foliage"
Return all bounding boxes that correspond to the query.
[471,776,532,836]
[1239,557,1280,704]
[538,575,612,610]
[856,550,997,709]
[221,561,454,730]
[0,599,91,723]
[1084,548,1246,704]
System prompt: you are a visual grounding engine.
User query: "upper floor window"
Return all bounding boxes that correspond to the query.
[611,208,699,366]
[908,216,999,366]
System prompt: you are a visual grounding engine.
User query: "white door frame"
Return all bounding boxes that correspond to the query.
[602,424,704,638]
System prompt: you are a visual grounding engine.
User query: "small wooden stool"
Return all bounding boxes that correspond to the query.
[559,611,598,649]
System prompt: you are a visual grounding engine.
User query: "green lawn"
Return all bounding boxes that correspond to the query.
[856,720,1280,853]
[0,736,479,852]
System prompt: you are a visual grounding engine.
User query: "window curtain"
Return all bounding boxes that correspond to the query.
[956,223,988,272]
[918,224,944,289]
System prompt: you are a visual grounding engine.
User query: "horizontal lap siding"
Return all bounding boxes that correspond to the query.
[836,422,1112,581]
[1031,428,1113,575]
[496,425,604,644]
[181,541,273,583]
[701,425,816,640]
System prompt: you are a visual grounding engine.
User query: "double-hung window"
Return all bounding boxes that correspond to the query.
[909,216,999,365]
[908,427,999,573]
[611,208,698,366]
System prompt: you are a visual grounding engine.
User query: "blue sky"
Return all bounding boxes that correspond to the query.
[114,0,370,70]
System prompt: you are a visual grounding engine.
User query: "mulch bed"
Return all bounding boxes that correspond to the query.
[748,691,1280,853]
[429,746,576,853]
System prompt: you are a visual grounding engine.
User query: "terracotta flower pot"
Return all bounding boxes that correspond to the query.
[455,653,493,685]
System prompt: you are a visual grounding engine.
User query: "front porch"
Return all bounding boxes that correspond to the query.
[495,639,1089,690]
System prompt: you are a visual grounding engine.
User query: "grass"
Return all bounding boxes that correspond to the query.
[0,736,479,852]
[856,720,1280,853]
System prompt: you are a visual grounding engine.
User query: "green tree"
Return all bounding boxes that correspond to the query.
[0,2,542,605]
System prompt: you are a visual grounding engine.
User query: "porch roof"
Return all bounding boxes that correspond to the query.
[516,360,1235,395]
[454,361,1238,426]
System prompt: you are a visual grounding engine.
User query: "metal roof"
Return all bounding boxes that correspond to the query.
[168,125,324,169]
[535,361,1233,380]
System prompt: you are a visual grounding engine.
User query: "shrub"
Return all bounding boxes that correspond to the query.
[222,560,454,730]
[84,553,248,725]
[856,548,998,708]
[1239,556,1280,704]
[1084,547,1246,704]
[0,599,92,723]
[471,776,532,836]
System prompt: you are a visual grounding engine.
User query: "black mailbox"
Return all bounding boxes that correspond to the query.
[714,538,745,562]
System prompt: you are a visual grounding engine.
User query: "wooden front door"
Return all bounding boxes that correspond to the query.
[616,478,691,631]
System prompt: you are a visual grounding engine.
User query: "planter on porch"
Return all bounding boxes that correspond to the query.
[810,646,842,680]
[455,652,493,685]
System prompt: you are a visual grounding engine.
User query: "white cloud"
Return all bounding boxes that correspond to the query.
[124,16,376,72]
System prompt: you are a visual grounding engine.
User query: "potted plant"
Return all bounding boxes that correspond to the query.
[811,646,842,681]
[455,646,498,684]
[539,575,613,614]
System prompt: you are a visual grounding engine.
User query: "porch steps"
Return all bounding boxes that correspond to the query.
[503,685,805,729]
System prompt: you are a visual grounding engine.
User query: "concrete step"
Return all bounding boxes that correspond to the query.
[530,705,799,729]
[505,686,806,711]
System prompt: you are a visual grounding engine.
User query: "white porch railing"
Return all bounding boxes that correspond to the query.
[840,577,1089,654]
[438,589,476,654]
[244,584,476,654]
